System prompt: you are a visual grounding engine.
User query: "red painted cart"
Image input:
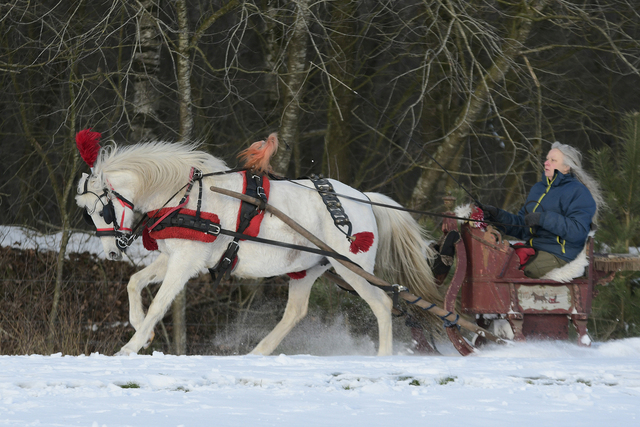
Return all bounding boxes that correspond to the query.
[440,213,619,356]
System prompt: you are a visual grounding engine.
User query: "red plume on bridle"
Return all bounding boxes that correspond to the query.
[76,128,102,168]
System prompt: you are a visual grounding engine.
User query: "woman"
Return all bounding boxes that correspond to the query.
[482,142,605,278]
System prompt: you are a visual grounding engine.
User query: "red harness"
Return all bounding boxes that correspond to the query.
[143,171,270,250]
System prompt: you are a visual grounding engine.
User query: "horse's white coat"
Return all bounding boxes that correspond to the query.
[76,142,438,356]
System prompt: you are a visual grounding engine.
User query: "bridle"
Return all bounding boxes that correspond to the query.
[80,177,136,251]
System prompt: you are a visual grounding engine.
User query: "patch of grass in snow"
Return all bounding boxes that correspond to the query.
[174,386,189,392]
[397,376,421,386]
[523,376,597,387]
[119,382,140,389]
[437,376,456,385]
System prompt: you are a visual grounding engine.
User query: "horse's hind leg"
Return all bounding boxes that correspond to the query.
[250,264,329,356]
[331,264,393,356]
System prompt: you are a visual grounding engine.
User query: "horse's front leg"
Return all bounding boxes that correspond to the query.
[126,253,169,331]
[116,252,201,356]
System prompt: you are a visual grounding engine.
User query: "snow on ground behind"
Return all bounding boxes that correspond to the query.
[0,226,159,266]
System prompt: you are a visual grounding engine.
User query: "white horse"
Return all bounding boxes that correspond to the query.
[75,137,440,356]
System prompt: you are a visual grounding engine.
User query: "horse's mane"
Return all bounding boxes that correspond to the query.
[93,141,228,201]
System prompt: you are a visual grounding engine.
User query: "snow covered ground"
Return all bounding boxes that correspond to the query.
[0,226,159,267]
[1,226,639,426]
[0,340,639,426]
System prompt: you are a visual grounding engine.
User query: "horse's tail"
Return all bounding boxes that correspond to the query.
[237,133,279,174]
[365,192,442,307]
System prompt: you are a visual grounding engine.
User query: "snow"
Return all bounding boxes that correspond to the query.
[0,341,639,426]
[1,226,639,425]
[0,226,158,266]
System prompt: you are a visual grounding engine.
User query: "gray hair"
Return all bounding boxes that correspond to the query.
[551,141,606,222]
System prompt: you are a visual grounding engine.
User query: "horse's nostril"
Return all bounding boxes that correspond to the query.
[109,251,119,260]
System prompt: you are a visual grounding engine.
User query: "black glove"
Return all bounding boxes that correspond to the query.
[478,204,499,220]
[524,212,542,227]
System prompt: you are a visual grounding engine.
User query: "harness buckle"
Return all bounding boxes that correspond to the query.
[115,233,133,251]
[192,168,203,181]
[220,241,240,268]
[256,186,267,208]
[207,223,221,235]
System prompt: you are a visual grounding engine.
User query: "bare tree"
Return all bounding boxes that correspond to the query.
[131,0,163,141]
[271,0,311,175]
[322,0,357,182]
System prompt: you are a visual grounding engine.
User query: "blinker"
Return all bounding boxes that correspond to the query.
[83,201,115,226]
[101,201,115,224]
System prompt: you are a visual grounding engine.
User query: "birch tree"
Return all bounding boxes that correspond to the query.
[131,0,163,141]
[271,0,311,176]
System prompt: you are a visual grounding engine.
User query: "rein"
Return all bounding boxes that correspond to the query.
[273,174,526,229]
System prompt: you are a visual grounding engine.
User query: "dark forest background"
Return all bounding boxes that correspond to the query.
[1,0,639,355]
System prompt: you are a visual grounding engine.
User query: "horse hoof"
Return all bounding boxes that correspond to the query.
[114,348,136,356]
[143,331,155,349]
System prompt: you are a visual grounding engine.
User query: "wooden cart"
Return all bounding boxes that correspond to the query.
[440,213,624,356]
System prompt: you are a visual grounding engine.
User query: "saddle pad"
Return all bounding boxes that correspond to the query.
[147,208,221,243]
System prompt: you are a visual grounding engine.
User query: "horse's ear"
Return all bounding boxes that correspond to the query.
[77,172,90,194]
[76,128,102,168]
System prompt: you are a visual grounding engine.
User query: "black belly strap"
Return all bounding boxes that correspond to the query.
[208,173,267,288]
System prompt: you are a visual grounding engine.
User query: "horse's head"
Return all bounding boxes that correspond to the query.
[76,172,136,261]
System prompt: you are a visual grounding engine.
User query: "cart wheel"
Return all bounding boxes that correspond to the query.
[443,232,476,356]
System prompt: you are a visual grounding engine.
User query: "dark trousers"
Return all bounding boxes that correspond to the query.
[523,250,568,278]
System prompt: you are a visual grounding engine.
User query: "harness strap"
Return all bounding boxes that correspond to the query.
[208,172,267,288]
[147,167,202,232]
[310,174,353,238]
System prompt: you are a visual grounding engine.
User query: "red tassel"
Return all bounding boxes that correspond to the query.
[237,133,279,174]
[76,128,102,168]
[142,227,158,251]
[286,270,307,280]
[470,206,487,230]
[349,231,374,254]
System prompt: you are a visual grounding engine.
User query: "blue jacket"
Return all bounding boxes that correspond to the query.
[495,171,596,262]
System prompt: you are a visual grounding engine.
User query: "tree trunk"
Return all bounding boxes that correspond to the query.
[323,0,356,183]
[272,0,310,176]
[169,0,239,357]
[171,0,194,355]
[131,0,162,141]
[409,0,548,209]
[262,4,281,120]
